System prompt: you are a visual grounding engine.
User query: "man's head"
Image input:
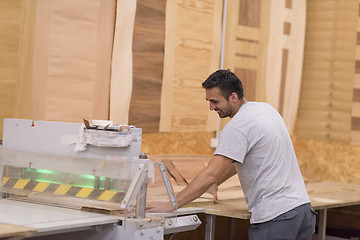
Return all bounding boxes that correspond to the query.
[202,69,245,118]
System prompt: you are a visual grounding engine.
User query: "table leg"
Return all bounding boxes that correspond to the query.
[205,214,216,240]
[318,209,327,240]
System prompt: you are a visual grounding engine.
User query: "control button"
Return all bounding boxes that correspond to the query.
[167,220,173,225]
[193,216,198,222]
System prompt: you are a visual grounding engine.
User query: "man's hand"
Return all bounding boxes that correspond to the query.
[206,183,219,204]
[146,202,177,213]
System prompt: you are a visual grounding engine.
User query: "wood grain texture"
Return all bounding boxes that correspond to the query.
[354,88,360,102]
[352,1,360,145]
[223,0,305,134]
[278,48,289,116]
[160,0,222,132]
[129,0,165,132]
[110,0,136,125]
[264,0,306,135]
[13,0,36,120]
[283,21,291,35]
[297,0,357,142]
[352,117,360,130]
[0,0,21,140]
[234,68,256,101]
[32,0,115,123]
[238,0,261,28]
[285,0,292,9]
[0,222,36,238]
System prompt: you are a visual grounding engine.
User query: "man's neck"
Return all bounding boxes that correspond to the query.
[230,97,248,118]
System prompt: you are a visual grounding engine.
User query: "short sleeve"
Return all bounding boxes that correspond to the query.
[214,126,248,163]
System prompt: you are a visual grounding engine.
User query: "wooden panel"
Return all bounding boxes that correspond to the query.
[354,89,360,102]
[234,68,256,101]
[283,22,291,35]
[352,117,360,130]
[285,0,292,9]
[0,0,21,140]
[109,0,136,125]
[13,0,36,120]
[160,0,222,132]
[0,222,36,238]
[297,0,357,142]
[129,0,165,132]
[278,49,289,116]
[33,0,115,123]
[352,1,360,145]
[238,0,261,28]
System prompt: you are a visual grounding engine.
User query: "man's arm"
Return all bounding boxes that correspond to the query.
[206,160,237,203]
[216,159,237,186]
[146,154,234,212]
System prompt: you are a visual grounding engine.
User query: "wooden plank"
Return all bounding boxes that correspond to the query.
[278,48,289,116]
[81,205,130,215]
[160,0,222,132]
[109,0,136,124]
[129,0,165,132]
[0,0,21,140]
[13,0,36,120]
[0,222,36,238]
[32,0,115,123]
[266,0,306,134]
[297,0,357,142]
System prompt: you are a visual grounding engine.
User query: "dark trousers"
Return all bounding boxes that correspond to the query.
[248,203,316,240]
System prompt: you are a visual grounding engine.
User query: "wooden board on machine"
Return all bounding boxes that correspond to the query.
[0,222,37,238]
[81,205,133,215]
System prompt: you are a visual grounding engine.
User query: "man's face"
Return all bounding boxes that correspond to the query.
[205,87,233,118]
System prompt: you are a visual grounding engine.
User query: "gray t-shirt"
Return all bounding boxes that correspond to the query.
[215,102,310,224]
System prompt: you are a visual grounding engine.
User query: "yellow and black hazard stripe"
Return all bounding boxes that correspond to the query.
[2,177,125,202]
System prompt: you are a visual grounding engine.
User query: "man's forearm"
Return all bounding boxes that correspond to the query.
[175,168,217,208]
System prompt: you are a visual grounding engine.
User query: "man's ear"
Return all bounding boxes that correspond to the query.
[230,92,239,103]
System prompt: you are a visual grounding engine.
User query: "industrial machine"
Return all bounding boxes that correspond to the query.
[0,119,203,240]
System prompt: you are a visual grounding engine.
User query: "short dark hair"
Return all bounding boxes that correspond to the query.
[202,69,244,99]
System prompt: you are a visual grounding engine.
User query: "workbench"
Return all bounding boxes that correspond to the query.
[150,155,360,240]
[194,181,360,240]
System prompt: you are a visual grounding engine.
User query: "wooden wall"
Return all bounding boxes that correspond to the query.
[296,0,358,142]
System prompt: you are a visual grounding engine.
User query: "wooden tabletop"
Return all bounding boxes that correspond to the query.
[180,181,360,219]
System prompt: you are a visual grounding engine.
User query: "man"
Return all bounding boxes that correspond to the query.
[147,69,316,239]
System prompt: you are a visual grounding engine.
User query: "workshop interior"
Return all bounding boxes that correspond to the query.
[0,0,360,239]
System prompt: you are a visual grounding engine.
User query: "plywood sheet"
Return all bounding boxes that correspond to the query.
[265,0,306,135]
[0,0,21,140]
[33,0,115,123]
[352,1,360,145]
[297,0,357,142]
[109,0,136,125]
[222,0,305,135]
[221,0,267,130]
[13,0,37,121]
[0,222,36,238]
[129,0,165,132]
[160,0,222,132]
